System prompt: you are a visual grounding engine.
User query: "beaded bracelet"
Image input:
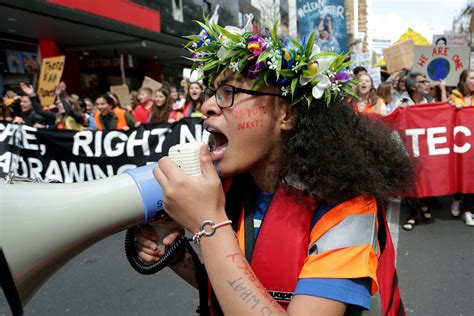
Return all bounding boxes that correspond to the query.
[192,219,233,244]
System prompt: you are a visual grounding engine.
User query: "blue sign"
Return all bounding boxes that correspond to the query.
[297,0,349,54]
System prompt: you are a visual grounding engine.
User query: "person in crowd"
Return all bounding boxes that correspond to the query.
[129,90,139,111]
[350,73,389,115]
[80,97,97,130]
[427,80,447,103]
[0,98,14,122]
[54,95,86,131]
[390,70,408,106]
[133,19,413,315]
[18,82,85,130]
[169,82,204,122]
[3,89,18,106]
[376,81,397,113]
[448,69,474,226]
[169,86,185,111]
[395,72,433,230]
[352,66,368,78]
[394,71,429,109]
[150,88,172,124]
[133,87,155,124]
[95,94,135,131]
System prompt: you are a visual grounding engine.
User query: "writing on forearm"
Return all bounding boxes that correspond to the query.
[226,252,284,313]
[227,277,260,309]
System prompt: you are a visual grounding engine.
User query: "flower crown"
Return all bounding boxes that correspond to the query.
[185,15,357,106]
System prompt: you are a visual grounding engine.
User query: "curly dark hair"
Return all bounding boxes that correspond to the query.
[279,96,415,204]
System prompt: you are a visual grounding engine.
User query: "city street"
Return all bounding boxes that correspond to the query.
[1,197,473,316]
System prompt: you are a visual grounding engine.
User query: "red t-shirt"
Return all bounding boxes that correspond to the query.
[133,102,152,124]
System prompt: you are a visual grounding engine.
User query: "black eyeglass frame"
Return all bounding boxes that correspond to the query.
[204,84,283,109]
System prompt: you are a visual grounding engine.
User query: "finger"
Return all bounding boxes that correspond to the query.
[162,230,183,246]
[137,250,160,263]
[199,144,218,180]
[137,243,162,257]
[135,234,158,251]
[153,162,170,187]
[158,156,185,180]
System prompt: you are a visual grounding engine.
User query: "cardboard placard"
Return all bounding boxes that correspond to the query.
[110,84,130,108]
[432,34,468,47]
[412,46,470,86]
[383,39,414,73]
[37,55,65,105]
[141,76,162,92]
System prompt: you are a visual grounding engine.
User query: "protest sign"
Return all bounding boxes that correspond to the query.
[350,52,371,71]
[412,46,470,86]
[141,76,162,92]
[110,84,131,109]
[37,55,65,106]
[369,67,382,88]
[383,39,414,73]
[432,34,468,47]
[296,0,349,54]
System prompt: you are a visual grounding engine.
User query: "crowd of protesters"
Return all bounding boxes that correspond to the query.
[1,65,474,228]
[0,80,205,131]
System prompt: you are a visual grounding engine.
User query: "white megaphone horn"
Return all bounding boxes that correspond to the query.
[0,143,202,315]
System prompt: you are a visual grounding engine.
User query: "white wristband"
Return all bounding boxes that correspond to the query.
[192,219,232,244]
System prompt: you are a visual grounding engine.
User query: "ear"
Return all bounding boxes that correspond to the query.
[277,101,294,131]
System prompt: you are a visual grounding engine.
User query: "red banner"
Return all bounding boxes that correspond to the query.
[383,102,474,197]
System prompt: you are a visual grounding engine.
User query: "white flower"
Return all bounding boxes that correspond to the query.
[267,58,278,70]
[192,42,198,48]
[311,75,332,99]
[281,86,290,96]
[229,61,240,72]
[203,38,211,46]
[291,65,299,73]
[299,56,336,86]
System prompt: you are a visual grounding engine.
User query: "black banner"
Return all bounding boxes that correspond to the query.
[0,118,206,183]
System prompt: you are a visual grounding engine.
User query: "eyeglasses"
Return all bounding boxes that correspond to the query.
[204,84,282,109]
[417,80,429,84]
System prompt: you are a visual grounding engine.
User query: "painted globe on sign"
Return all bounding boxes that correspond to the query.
[427,58,450,81]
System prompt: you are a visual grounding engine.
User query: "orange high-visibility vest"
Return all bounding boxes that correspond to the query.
[95,108,128,130]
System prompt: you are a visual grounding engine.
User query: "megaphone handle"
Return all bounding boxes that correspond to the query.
[124,226,187,275]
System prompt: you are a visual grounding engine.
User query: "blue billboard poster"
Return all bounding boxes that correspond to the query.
[5,50,25,74]
[297,0,349,54]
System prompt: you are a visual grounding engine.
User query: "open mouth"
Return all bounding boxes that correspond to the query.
[206,126,228,154]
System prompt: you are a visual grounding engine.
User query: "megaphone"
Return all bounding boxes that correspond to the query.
[0,143,202,315]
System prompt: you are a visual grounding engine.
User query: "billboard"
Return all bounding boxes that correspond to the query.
[296,0,349,54]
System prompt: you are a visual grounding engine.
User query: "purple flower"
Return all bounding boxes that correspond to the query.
[265,28,271,37]
[334,71,350,83]
[247,61,265,79]
[247,35,266,57]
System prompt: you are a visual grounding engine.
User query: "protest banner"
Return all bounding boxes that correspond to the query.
[383,39,414,73]
[110,84,131,109]
[412,46,470,86]
[296,0,349,54]
[0,118,205,183]
[382,103,474,197]
[141,76,162,92]
[37,55,66,106]
[433,34,468,47]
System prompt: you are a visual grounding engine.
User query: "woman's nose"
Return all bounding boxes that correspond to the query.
[201,95,222,117]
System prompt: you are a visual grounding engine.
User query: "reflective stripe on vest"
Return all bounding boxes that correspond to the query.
[308,213,378,256]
